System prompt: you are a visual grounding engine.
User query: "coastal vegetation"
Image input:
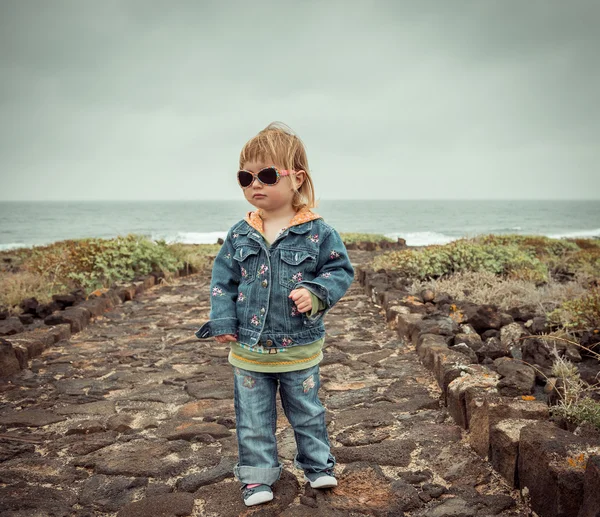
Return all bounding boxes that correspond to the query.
[372,234,600,432]
[0,235,220,309]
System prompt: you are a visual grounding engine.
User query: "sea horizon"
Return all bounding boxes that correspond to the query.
[1,199,598,251]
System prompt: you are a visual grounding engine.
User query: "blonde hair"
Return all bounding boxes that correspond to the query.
[239,122,318,211]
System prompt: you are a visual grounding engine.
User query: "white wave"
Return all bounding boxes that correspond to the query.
[0,242,29,251]
[153,231,228,245]
[384,231,459,246]
[545,228,600,239]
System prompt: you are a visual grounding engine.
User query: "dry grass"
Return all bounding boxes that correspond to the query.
[409,270,588,312]
[0,270,74,311]
[546,345,600,430]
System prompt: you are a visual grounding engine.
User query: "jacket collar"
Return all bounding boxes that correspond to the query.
[240,206,322,236]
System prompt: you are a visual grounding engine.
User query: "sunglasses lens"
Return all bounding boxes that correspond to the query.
[258,167,278,185]
[238,170,253,187]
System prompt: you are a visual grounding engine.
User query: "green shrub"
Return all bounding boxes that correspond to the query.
[550,397,600,432]
[545,349,600,431]
[562,248,600,279]
[26,234,184,292]
[371,239,548,282]
[475,234,581,257]
[340,232,395,244]
[547,288,600,332]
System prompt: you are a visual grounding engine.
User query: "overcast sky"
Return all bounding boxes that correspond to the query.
[1,0,598,201]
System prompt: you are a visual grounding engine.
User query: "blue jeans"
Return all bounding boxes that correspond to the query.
[232,363,336,485]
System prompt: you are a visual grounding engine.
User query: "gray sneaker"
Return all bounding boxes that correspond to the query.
[241,483,273,506]
[304,469,338,488]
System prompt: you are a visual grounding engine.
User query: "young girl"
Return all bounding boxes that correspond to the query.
[195,122,354,507]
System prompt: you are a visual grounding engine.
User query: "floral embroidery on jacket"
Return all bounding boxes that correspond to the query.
[258,264,268,275]
[241,267,247,278]
[212,287,224,296]
[237,292,246,302]
[292,272,303,283]
[225,252,231,259]
[281,337,293,347]
[308,233,319,243]
[330,250,341,259]
[320,272,332,278]
[250,315,261,326]
[291,305,300,317]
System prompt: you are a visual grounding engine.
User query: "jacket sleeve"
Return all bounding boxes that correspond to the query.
[308,291,326,317]
[294,226,354,324]
[195,229,240,339]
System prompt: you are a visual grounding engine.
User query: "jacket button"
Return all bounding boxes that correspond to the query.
[262,280,268,287]
[260,307,265,314]
[266,339,273,346]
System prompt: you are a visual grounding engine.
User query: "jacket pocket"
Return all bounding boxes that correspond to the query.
[233,245,260,283]
[279,249,318,289]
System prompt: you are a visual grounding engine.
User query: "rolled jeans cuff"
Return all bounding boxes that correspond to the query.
[233,463,283,485]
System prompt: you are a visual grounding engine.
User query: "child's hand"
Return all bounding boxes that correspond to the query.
[288,287,313,313]
[214,333,237,343]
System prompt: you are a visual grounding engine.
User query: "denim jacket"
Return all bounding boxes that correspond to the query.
[195,209,354,350]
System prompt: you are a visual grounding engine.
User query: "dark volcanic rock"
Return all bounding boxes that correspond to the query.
[195,469,299,517]
[450,343,479,362]
[0,408,67,427]
[0,484,78,516]
[176,455,236,492]
[493,357,536,396]
[521,336,554,380]
[186,380,233,399]
[579,455,600,517]
[155,420,231,441]
[0,440,35,462]
[412,315,458,341]
[453,332,483,351]
[461,303,503,332]
[72,439,220,478]
[519,420,600,517]
[0,316,25,336]
[507,304,538,322]
[116,492,195,517]
[333,439,416,466]
[476,336,509,362]
[19,297,39,315]
[78,474,148,512]
[0,338,21,376]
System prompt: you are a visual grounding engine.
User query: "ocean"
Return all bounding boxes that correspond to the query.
[0,200,598,251]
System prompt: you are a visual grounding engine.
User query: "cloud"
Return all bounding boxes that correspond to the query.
[0,0,598,200]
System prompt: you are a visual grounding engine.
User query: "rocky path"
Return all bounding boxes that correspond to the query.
[0,250,532,516]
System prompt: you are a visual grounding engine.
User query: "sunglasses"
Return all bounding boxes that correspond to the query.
[237,166,294,188]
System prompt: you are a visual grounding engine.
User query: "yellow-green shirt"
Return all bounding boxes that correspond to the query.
[228,236,326,372]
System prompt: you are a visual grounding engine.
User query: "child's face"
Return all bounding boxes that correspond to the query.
[241,159,305,212]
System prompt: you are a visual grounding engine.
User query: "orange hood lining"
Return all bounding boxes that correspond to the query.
[244,206,322,236]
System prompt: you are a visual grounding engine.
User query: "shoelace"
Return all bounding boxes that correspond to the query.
[308,468,335,481]
[241,483,269,495]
